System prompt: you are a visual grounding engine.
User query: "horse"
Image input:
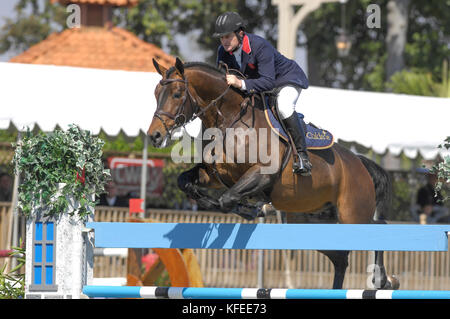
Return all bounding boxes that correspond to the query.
[147,57,398,290]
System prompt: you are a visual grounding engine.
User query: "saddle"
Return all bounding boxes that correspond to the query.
[247,92,334,150]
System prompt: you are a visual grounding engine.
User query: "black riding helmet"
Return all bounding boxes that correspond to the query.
[213,12,246,38]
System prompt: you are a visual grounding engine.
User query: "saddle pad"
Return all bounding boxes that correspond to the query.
[264,107,334,150]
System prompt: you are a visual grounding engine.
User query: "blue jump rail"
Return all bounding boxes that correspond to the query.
[82,286,450,299]
[85,222,450,251]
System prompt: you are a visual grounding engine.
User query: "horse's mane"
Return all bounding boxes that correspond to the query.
[166,62,226,78]
[166,61,246,97]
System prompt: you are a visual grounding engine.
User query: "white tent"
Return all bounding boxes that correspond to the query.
[0,62,162,136]
[299,86,450,160]
[1,62,449,160]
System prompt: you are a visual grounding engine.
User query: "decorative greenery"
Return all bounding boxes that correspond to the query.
[431,136,450,203]
[387,60,450,97]
[0,240,25,299]
[12,124,111,220]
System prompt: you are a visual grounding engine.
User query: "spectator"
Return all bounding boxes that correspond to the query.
[417,171,448,223]
[0,172,13,202]
[98,180,129,207]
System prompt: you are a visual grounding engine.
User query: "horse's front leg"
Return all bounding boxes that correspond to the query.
[218,165,276,219]
[177,164,223,210]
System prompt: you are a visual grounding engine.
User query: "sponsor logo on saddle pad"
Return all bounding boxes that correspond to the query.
[264,108,334,150]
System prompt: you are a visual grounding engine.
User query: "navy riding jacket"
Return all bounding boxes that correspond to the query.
[216,33,309,93]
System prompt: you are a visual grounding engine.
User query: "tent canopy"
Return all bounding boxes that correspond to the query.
[1,62,449,160]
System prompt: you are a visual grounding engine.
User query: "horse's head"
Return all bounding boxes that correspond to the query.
[148,57,198,147]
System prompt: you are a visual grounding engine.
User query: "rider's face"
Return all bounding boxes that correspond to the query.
[220,32,239,52]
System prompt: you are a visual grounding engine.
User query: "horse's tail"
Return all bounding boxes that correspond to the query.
[358,155,392,221]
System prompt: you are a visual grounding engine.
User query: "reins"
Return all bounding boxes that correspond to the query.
[154,70,232,138]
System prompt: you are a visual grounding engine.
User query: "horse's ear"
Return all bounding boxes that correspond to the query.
[153,58,167,77]
[175,57,184,76]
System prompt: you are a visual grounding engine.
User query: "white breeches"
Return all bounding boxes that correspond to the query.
[276,85,302,120]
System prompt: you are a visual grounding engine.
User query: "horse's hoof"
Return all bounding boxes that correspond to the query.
[261,203,277,216]
[387,275,400,290]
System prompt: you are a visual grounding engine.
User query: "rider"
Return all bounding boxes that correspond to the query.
[213,11,312,175]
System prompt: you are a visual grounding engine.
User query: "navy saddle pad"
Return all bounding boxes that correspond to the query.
[264,107,334,150]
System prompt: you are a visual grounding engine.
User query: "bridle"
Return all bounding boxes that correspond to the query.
[154,74,231,139]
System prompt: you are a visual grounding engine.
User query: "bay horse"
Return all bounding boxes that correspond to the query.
[147,57,398,290]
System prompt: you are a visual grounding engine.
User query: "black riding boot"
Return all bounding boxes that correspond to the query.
[281,112,313,176]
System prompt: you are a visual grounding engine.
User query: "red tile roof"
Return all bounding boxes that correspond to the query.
[50,0,138,6]
[10,26,175,72]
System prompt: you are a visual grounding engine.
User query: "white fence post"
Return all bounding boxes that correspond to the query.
[25,192,94,299]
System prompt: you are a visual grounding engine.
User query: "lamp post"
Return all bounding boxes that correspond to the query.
[335,0,352,57]
[335,32,352,57]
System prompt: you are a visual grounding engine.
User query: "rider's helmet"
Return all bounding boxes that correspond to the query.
[213,12,246,38]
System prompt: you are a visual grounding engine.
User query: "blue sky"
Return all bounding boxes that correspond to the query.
[0,1,15,19]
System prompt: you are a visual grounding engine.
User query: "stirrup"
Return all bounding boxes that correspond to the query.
[292,153,312,176]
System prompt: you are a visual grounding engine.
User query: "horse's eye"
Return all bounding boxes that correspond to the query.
[173,92,181,99]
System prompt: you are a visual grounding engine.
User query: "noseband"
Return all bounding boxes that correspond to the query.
[154,75,231,138]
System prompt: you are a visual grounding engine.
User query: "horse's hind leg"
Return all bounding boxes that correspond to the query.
[372,220,400,289]
[319,250,350,289]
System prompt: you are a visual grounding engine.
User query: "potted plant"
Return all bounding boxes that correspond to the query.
[12,124,111,220]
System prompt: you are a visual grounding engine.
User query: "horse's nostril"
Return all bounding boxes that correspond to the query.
[149,131,162,145]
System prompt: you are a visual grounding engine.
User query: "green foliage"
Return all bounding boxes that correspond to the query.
[97,131,175,155]
[431,137,450,203]
[0,0,66,55]
[406,0,450,78]
[301,0,390,90]
[12,124,111,220]
[113,0,276,62]
[0,129,18,144]
[2,0,449,96]
[388,70,440,96]
[0,241,25,299]
[387,60,450,97]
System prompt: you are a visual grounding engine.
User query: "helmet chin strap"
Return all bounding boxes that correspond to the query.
[230,31,243,53]
[230,43,242,53]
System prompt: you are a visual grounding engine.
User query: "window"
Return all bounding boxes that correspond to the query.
[29,219,57,291]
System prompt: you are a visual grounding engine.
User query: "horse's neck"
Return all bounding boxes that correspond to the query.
[191,76,242,129]
[187,69,267,131]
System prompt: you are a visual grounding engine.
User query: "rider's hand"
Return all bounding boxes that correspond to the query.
[226,74,242,89]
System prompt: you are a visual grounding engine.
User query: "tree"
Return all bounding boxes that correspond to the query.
[2,0,449,97]
[385,0,410,81]
[301,0,390,90]
[113,0,277,63]
[0,0,66,56]
[303,0,450,93]
[387,60,450,97]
